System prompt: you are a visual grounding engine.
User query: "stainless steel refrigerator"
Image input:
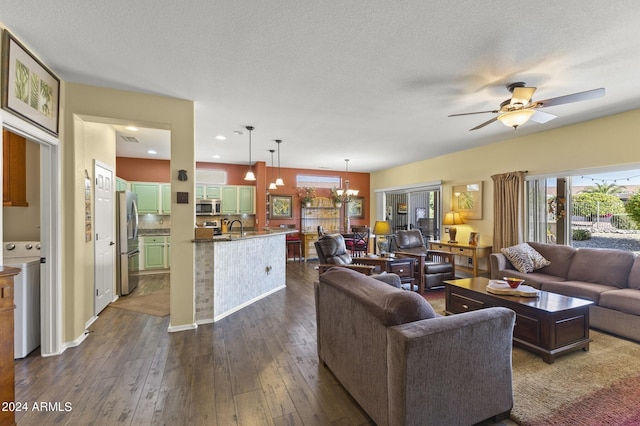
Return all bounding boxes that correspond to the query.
[116,190,140,296]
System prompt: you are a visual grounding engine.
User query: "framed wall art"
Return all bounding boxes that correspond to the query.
[270,195,293,219]
[2,30,60,136]
[452,181,483,220]
[348,197,365,218]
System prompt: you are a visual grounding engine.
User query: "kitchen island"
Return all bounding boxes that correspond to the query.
[194,228,296,323]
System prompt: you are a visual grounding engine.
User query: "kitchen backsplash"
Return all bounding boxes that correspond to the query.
[195,214,256,229]
[138,214,171,231]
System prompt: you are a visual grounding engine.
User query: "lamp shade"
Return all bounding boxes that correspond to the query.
[497,109,535,129]
[373,220,391,235]
[442,211,465,225]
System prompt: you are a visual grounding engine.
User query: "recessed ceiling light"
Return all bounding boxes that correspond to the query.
[233,130,244,135]
[147,149,157,155]
[125,126,138,131]
[212,154,221,159]
[215,135,226,140]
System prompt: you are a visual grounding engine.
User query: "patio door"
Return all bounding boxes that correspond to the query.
[526,177,568,245]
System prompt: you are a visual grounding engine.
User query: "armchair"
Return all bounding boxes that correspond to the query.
[315,233,402,288]
[389,229,455,292]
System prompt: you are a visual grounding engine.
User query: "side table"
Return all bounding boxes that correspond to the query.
[356,256,417,290]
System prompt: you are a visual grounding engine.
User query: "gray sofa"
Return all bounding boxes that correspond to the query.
[490,241,640,342]
[315,267,515,426]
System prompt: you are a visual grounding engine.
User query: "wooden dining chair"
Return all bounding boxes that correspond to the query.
[345,226,370,257]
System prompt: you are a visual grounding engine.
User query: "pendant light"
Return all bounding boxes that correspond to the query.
[268,149,277,190]
[244,126,256,181]
[275,139,284,186]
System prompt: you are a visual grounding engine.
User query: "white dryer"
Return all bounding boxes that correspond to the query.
[3,241,41,359]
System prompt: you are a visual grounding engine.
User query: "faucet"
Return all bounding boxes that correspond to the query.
[228,219,244,236]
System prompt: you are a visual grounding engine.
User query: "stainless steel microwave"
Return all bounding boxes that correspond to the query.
[196,199,221,215]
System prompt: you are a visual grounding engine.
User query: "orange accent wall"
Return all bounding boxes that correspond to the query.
[263,166,370,230]
[117,158,370,230]
[116,157,170,182]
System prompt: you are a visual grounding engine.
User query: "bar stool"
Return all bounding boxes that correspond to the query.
[286,233,302,262]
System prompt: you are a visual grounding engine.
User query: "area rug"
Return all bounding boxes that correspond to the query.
[423,293,640,425]
[109,287,170,317]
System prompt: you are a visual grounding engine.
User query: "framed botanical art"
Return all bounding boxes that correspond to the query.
[1,30,60,136]
[348,197,365,218]
[452,181,483,220]
[270,195,293,219]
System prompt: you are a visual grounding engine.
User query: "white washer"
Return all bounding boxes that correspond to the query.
[3,241,41,359]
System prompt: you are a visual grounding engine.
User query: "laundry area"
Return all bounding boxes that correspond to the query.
[3,129,42,359]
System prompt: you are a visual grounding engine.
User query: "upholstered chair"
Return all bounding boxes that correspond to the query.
[390,229,455,291]
[315,233,402,288]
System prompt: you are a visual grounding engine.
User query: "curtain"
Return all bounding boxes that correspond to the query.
[492,171,526,252]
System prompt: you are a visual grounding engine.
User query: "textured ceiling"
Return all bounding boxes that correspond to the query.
[2,1,640,172]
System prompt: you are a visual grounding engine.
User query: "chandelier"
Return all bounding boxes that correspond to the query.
[335,159,359,201]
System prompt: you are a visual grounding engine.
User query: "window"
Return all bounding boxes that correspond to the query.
[527,168,640,254]
[296,175,341,189]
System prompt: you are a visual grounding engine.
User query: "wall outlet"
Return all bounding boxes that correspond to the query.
[444,227,450,233]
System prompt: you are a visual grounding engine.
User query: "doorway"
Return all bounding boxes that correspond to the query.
[2,112,62,357]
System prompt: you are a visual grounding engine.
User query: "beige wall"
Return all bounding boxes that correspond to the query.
[63,83,195,342]
[370,109,640,246]
[3,140,40,240]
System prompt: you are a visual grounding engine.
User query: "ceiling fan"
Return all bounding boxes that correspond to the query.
[449,82,605,131]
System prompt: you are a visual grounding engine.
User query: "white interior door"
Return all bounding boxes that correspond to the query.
[94,161,115,314]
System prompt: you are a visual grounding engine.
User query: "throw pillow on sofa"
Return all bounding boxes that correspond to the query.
[501,243,551,273]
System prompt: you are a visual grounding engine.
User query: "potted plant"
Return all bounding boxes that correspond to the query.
[297,186,317,207]
[330,187,343,208]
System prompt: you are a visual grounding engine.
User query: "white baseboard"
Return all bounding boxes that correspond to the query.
[167,323,198,333]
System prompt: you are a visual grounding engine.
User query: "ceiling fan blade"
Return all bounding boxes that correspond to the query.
[529,110,557,124]
[469,117,497,131]
[448,110,498,117]
[511,87,536,106]
[535,88,605,108]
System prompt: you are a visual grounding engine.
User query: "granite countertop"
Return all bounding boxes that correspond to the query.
[139,228,171,236]
[193,227,298,242]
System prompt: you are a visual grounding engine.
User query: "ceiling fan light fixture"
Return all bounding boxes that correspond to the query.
[497,109,535,129]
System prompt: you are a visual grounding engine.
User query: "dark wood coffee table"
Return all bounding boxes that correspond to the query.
[444,277,594,364]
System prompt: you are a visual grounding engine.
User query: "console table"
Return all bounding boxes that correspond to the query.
[429,241,492,277]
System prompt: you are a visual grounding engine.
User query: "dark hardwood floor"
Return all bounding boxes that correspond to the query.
[14,261,512,425]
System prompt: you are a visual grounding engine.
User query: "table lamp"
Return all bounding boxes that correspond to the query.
[373,220,392,255]
[442,211,465,243]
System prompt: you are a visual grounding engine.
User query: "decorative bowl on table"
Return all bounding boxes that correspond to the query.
[503,277,525,288]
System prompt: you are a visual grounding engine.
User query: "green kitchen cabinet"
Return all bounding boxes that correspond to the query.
[116,177,128,191]
[167,237,171,268]
[205,185,221,199]
[220,185,255,214]
[195,185,204,199]
[197,184,221,200]
[143,236,165,269]
[238,186,255,214]
[221,186,238,214]
[161,184,171,213]
[131,182,160,214]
